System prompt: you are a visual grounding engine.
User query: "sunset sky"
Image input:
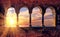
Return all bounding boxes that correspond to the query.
[0,7,55,27]
[18,7,55,27]
[44,8,55,27]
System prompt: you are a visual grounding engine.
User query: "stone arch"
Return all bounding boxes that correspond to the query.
[0,5,5,26]
[5,7,17,27]
[44,6,56,27]
[18,7,29,27]
[31,6,42,27]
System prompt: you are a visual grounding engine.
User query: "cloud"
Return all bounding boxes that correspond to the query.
[18,8,29,27]
[44,19,55,27]
[31,19,42,27]
[18,7,55,27]
[44,14,54,19]
[20,7,29,13]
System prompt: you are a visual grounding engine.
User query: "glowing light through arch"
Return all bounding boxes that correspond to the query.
[1,7,20,37]
[44,7,56,27]
[32,7,42,27]
[5,7,17,27]
[18,7,29,27]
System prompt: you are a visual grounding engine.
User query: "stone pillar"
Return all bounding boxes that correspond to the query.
[15,6,19,27]
[29,9,32,27]
[56,7,60,30]
[42,8,45,28]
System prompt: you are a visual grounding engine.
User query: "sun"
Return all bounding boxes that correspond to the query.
[5,17,17,27]
[5,7,17,27]
[8,19,16,27]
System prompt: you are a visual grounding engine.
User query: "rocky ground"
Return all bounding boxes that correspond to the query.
[0,27,60,37]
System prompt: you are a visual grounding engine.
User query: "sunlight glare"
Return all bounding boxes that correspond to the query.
[5,7,17,27]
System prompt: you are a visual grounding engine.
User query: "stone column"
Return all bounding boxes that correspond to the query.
[29,9,32,27]
[15,6,19,27]
[56,7,60,30]
[42,8,45,28]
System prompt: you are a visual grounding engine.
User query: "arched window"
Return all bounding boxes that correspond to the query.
[32,7,42,27]
[44,7,56,27]
[18,7,29,27]
[5,7,17,27]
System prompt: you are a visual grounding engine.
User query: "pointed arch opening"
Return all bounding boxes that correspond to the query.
[31,7,42,27]
[44,7,56,27]
[5,7,17,27]
[18,7,29,27]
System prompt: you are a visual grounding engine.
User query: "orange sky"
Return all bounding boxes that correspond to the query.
[18,7,55,27]
[0,7,55,27]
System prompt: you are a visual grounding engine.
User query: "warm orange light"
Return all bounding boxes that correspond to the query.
[5,18,17,27]
[5,7,17,27]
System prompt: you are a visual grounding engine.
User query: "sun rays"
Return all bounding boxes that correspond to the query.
[0,7,19,37]
[0,6,56,37]
[5,7,17,27]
